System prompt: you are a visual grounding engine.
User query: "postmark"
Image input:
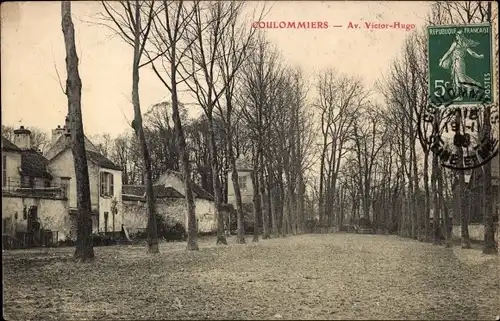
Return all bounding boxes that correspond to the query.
[421,23,497,170]
[418,81,499,170]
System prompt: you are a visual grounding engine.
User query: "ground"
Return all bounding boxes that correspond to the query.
[3,233,500,320]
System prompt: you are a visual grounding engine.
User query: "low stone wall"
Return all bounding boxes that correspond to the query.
[452,223,500,243]
[122,198,217,235]
[2,195,70,241]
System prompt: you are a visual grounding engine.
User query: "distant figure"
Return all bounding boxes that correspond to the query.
[439,30,484,100]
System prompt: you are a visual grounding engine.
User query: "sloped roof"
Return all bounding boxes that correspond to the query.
[45,134,98,160]
[1,136,21,152]
[87,151,122,171]
[19,149,52,179]
[191,184,214,201]
[44,134,73,161]
[122,184,184,201]
[155,169,214,201]
[45,135,121,171]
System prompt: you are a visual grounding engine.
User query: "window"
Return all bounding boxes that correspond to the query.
[2,155,6,187]
[238,175,247,191]
[100,172,114,197]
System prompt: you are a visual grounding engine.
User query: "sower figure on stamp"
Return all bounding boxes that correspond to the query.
[439,30,484,100]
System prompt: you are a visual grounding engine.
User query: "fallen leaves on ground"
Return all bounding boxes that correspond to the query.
[3,234,500,320]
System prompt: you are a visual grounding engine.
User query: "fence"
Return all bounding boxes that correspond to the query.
[2,230,59,250]
[2,178,67,199]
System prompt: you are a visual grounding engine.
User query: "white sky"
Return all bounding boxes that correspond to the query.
[1,1,431,138]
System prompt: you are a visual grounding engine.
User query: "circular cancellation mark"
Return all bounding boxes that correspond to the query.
[418,82,499,170]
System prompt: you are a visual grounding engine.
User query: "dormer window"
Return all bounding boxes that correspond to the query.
[100,171,114,197]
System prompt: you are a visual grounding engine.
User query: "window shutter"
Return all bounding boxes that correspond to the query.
[100,172,105,196]
[109,173,114,196]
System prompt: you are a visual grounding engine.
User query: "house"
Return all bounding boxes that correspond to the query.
[227,158,254,206]
[2,130,68,247]
[3,126,53,189]
[152,169,217,233]
[2,136,22,188]
[44,116,123,238]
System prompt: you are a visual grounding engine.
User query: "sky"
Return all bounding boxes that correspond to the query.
[1,1,431,139]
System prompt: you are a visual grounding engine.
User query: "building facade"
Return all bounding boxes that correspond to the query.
[227,158,254,206]
[153,170,217,233]
[45,118,123,237]
[2,130,69,246]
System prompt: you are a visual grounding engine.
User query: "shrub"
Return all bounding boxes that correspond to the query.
[92,233,115,247]
[338,225,349,232]
[131,214,187,242]
[57,238,75,247]
[305,218,320,233]
[358,217,373,228]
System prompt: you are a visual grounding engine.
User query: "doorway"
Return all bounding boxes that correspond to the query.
[104,212,109,233]
[27,206,40,247]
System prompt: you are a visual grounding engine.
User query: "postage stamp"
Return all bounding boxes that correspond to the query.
[421,23,498,170]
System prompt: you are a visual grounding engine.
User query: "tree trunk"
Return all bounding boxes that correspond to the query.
[439,169,452,248]
[129,0,158,254]
[207,115,227,245]
[454,111,471,248]
[318,143,327,227]
[251,164,260,242]
[276,164,285,234]
[459,171,471,248]
[411,135,419,240]
[482,110,497,254]
[297,174,305,233]
[423,150,430,241]
[62,1,94,261]
[224,94,245,244]
[431,152,441,245]
[268,166,278,237]
[339,187,345,228]
[260,153,270,239]
[230,155,245,244]
[170,54,198,251]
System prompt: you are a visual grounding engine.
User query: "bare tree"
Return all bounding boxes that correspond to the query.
[239,35,285,239]
[182,1,262,245]
[110,132,141,185]
[214,3,265,243]
[314,71,366,230]
[351,105,389,225]
[144,101,185,179]
[100,0,159,253]
[89,133,113,158]
[146,0,201,250]
[61,1,94,261]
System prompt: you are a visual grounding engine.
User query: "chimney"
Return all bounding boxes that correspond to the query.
[13,126,31,150]
[51,125,66,144]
